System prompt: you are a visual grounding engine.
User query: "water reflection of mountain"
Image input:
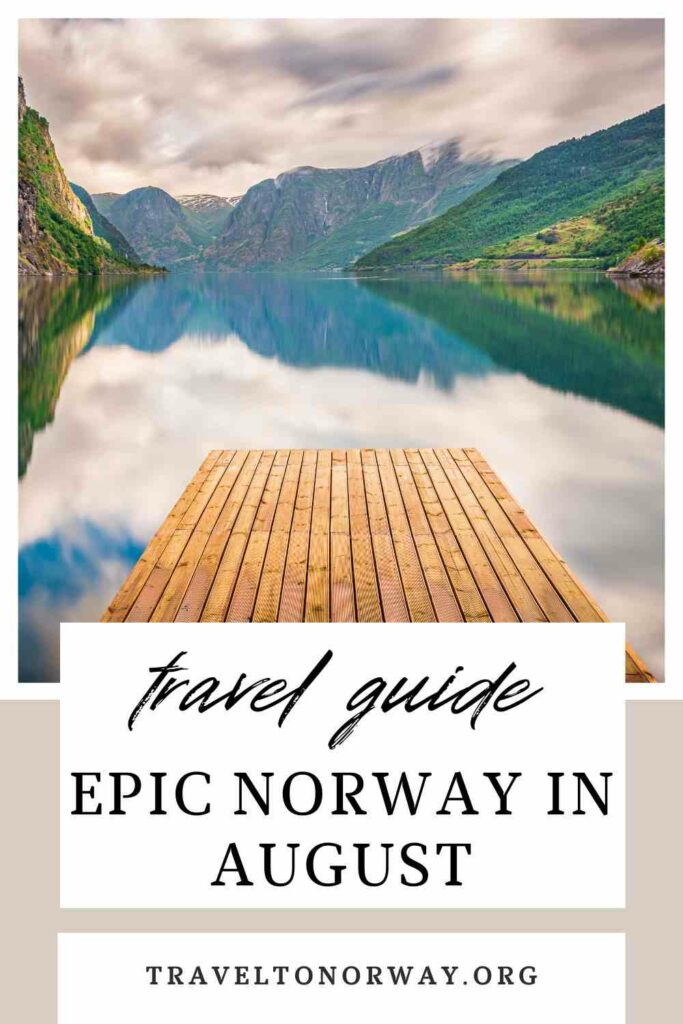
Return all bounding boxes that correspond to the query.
[18,276,137,476]
[609,275,665,310]
[19,269,664,479]
[88,272,664,428]
[90,274,496,384]
[361,273,664,426]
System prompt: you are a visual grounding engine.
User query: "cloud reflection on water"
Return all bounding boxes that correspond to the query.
[20,327,663,680]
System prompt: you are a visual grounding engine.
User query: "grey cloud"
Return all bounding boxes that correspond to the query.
[78,117,150,164]
[263,19,444,86]
[294,64,456,108]
[263,30,395,86]
[179,132,271,171]
[558,17,663,50]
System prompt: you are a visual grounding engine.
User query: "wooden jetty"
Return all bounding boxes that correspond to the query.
[102,447,654,682]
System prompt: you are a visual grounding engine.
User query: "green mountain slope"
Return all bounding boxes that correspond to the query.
[480,171,664,265]
[18,79,149,275]
[69,182,141,263]
[99,187,209,265]
[355,106,664,269]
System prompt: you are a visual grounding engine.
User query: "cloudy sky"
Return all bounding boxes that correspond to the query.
[19,18,664,197]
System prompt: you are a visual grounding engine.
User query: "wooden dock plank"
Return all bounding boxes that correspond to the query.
[402,449,490,623]
[330,450,356,622]
[103,447,655,682]
[126,455,229,623]
[347,450,382,622]
[175,449,261,622]
[148,450,244,622]
[227,450,290,622]
[460,447,602,622]
[304,449,332,622]
[417,448,519,622]
[459,448,655,683]
[362,448,410,622]
[278,450,317,622]
[379,449,462,622]
[102,450,222,622]
[375,448,435,622]
[430,448,547,624]
[200,450,276,622]
[442,449,574,623]
[252,449,304,622]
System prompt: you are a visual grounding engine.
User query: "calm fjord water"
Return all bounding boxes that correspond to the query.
[18,270,664,681]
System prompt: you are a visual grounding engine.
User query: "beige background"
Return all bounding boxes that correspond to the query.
[1,700,681,1022]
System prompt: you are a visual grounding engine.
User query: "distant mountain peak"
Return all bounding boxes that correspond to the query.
[175,193,242,210]
[202,140,518,271]
[99,187,200,264]
[125,185,176,202]
[89,187,239,264]
[417,138,461,171]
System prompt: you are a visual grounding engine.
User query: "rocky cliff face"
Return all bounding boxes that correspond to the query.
[18,78,145,274]
[18,75,27,122]
[19,80,90,273]
[608,239,664,277]
[18,177,39,256]
[201,143,517,270]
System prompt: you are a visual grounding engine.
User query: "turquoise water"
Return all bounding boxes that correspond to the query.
[18,270,664,681]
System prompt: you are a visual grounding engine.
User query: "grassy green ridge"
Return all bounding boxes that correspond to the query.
[19,108,150,274]
[355,106,664,269]
[481,172,663,265]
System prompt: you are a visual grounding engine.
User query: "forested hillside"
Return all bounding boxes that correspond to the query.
[355,106,664,269]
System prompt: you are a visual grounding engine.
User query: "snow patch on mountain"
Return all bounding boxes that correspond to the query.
[176,193,241,210]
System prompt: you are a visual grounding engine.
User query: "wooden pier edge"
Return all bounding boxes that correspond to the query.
[102,447,656,683]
